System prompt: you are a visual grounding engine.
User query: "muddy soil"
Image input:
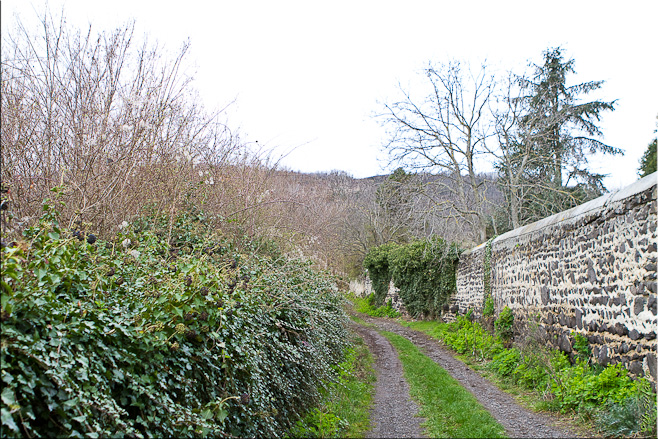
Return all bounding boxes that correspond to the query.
[355,315,597,438]
[351,322,427,438]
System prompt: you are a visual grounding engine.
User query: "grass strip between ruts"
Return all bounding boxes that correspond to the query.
[380,331,508,438]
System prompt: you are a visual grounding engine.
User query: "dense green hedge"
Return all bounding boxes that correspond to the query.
[363,237,460,318]
[361,242,398,306]
[1,196,349,438]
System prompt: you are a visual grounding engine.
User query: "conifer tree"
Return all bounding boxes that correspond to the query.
[510,47,622,222]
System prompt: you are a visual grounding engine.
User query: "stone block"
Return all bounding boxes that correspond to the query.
[567,315,577,329]
[558,313,566,326]
[634,297,646,315]
[599,346,610,366]
[575,309,583,329]
[621,342,630,353]
[629,360,644,376]
[628,329,642,341]
[613,323,628,336]
[558,334,572,353]
[648,295,657,315]
[541,286,549,305]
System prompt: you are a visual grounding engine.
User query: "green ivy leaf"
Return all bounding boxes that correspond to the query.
[1,407,19,432]
[62,398,79,409]
[1,387,15,405]
[113,369,124,381]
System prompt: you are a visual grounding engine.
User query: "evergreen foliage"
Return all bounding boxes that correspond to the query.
[498,47,622,225]
[389,238,460,318]
[0,192,350,438]
[363,237,460,318]
[638,138,657,177]
[362,242,398,306]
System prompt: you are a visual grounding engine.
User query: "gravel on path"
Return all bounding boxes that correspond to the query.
[351,322,427,438]
[358,315,594,439]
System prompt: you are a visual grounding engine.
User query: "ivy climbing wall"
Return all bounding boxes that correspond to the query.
[450,173,658,383]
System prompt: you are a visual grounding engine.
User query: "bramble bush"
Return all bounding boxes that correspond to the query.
[0,192,350,438]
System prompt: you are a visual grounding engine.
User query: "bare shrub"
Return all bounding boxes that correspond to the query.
[1,9,397,278]
[1,10,245,238]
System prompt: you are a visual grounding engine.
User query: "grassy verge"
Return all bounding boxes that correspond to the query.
[380,331,507,438]
[400,318,657,438]
[287,334,376,438]
[349,313,375,327]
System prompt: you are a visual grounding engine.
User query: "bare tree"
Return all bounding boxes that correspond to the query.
[489,72,540,230]
[1,9,241,237]
[378,61,496,243]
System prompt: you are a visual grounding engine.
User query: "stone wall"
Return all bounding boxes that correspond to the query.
[448,173,657,383]
[385,280,410,318]
[349,277,372,297]
[447,244,485,322]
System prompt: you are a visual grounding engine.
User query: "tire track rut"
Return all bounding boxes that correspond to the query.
[351,322,426,438]
[356,315,590,438]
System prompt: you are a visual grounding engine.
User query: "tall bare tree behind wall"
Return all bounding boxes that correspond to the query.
[378,62,496,244]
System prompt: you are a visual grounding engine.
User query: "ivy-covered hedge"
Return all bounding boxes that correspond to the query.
[363,237,460,318]
[361,242,398,306]
[1,196,349,438]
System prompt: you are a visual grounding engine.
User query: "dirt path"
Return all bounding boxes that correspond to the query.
[351,322,426,438]
[356,315,592,439]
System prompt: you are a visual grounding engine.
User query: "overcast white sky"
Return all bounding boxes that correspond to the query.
[2,0,657,190]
